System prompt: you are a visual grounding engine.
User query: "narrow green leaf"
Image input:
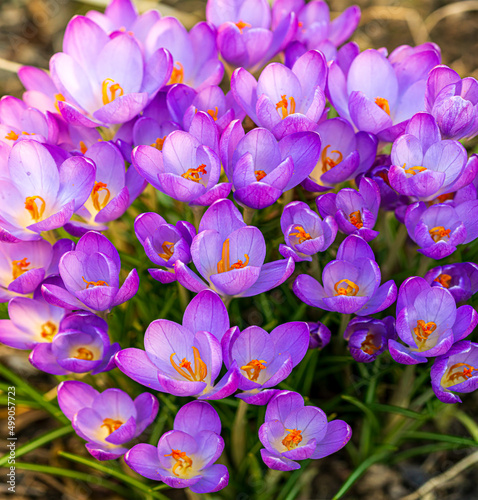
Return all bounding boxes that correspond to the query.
[368,403,425,420]
[401,430,478,447]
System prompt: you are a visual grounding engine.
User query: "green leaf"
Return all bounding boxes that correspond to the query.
[401,430,478,447]
[368,403,425,420]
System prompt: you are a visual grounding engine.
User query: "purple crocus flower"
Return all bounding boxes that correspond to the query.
[57,380,158,460]
[259,391,352,471]
[301,117,377,192]
[294,235,397,315]
[426,65,478,140]
[174,199,295,298]
[132,129,230,206]
[344,316,396,363]
[29,311,120,375]
[0,140,95,242]
[424,263,478,303]
[327,44,441,141]
[405,201,478,259]
[41,231,139,312]
[307,321,331,350]
[317,177,381,242]
[206,0,296,72]
[388,277,478,365]
[116,290,239,399]
[125,400,228,493]
[431,341,478,403]
[50,16,172,127]
[231,49,327,139]
[222,322,309,405]
[134,212,196,284]
[388,113,478,201]
[279,201,337,262]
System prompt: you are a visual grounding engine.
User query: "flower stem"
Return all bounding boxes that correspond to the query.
[231,399,248,468]
[243,206,256,225]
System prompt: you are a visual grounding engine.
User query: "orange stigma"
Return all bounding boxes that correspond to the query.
[79,141,88,154]
[349,210,363,229]
[91,181,111,212]
[170,346,207,382]
[255,170,267,181]
[25,196,46,222]
[82,276,109,288]
[169,62,184,85]
[207,107,219,121]
[334,279,359,296]
[375,97,390,116]
[241,359,267,382]
[414,320,437,345]
[5,130,19,141]
[150,136,166,151]
[101,418,123,435]
[40,321,57,341]
[361,333,380,355]
[12,258,31,280]
[290,225,312,244]
[74,347,94,360]
[181,164,207,183]
[158,241,175,261]
[54,93,65,113]
[402,163,427,176]
[282,428,303,451]
[377,170,392,188]
[101,78,124,105]
[434,273,452,288]
[429,226,451,242]
[275,94,296,119]
[445,363,476,384]
[165,449,193,477]
[321,145,343,173]
[235,20,251,33]
[217,239,249,273]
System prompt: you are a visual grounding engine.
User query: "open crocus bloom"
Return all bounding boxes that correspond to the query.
[431,341,478,403]
[58,380,159,460]
[424,262,478,303]
[259,391,352,471]
[0,140,95,242]
[388,277,478,365]
[293,235,397,315]
[125,401,228,493]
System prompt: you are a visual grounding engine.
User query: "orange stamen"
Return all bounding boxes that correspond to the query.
[91,181,111,212]
[334,279,359,296]
[321,145,343,173]
[101,78,124,106]
[25,196,46,222]
[429,226,451,242]
[82,276,109,288]
[361,333,380,355]
[181,164,207,183]
[74,347,94,360]
[275,95,296,119]
[282,428,303,451]
[377,170,392,188]
[434,273,452,288]
[217,239,249,273]
[375,97,390,116]
[241,359,267,382]
[54,93,65,113]
[235,20,251,33]
[437,192,454,203]
[164,449,193,477]
[5,130,19,141]
[158,241,174,261]
[170,346,207,382]
[349,210,363,229]
[101,418,123,435]
[290,225,312,244]
[446,363,476,384]
[150,136,166,151]
[255,170,267,181]
[79,141,88,154]
[414,320,437,344]
[12,258,30,280]
[40,321,57,342]
[169,62,184,85]
[207,107,219,121]
[402,163,427,176]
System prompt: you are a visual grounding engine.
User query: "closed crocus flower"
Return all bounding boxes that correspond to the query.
[405,201,478,259]
[327,45,441,141]
[134,212,196,284]
[0,140,95,242]
[259,391,351,471]
[426,65,478,140]
[125,401,228,493]
[116,290,239,400]
[388,277,478,365]
[301,117,377,192]
[173,199,295,298]
[29,311,120,375]
[294,235,397,315]
[222,322,309,405]
[231,50,327,139]
[41,231,139,312]
[344,316,396,363]
[50,16,172,127]
[388,113,478,201]
[307,321,331,350]
[424,263,478,303]
[279,201,337,262]
[431,341,478,404]
[57,380,159,460]
[317,177,381,242]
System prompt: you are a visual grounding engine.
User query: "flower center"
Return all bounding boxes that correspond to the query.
[207,107,219,121]
[445,363,476,384]
[275,94,296,119]
[170,346,207,382]
[158,241,174,261]
[165,449,193,477]
[217,238,249,273]
[169,62,184,85]
[74,347,94,360]
[235,20,251,33]
[25,196,46,222]
[361,333,380,355]
[150,136,167,151]
[321,145,343,173]
[429,226,451,242]
[82,276,109,288]
[40,321,57,342]
[402,163,427,176]
[101,78,124,106]
[377,170,392,187]
[437,192,454,203]
[54,93,65,113]
[91,181,111,212]
[434,273,452,288]
[334,279,359,296]
[290,225,312,244]
[181,164,207,183]
[255,170,267,181]
[349,210,363,229]
[282,428,302,451]
[375,97,390,116]
[5,130,19,141]
[12,258,31,280]
[79,141,88,154]
[241,359,267,382]
[101,418,123,435]
[414,320,437,346]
